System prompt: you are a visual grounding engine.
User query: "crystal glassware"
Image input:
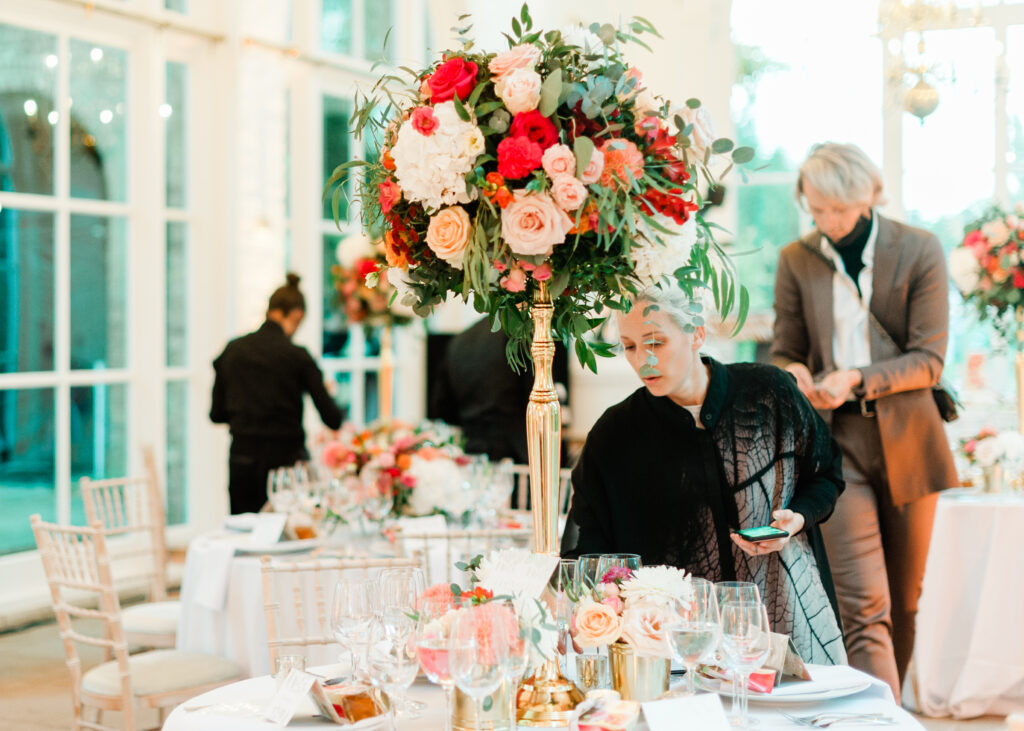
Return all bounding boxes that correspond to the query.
[330,578,379,681]
[450,602,509,731]
[719,600,771,729]
[665,578,720,696]
[365,618,418,731]
[414,596,458,731]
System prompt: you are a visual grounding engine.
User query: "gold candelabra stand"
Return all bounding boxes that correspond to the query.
[516,282,585,726]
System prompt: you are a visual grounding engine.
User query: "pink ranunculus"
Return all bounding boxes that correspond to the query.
[500,190,573,257]
[426,205,472,269]
[500,266,527,292]
[378,178,402,214]
[579,147,605,185]
[550,174,587,211]
[619,602,672,659]
[411,106,439,136]
[489,43,542,78]
[601,596,624,614]
[321,442,351,470]
[495,67,542,115]
[531,263,552,281]
[574,601,623,648]
[518,260,536,273]
[542,144,576,179]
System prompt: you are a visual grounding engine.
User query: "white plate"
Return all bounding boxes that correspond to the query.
[223,513,260,532]
[234,538,320,555]
[696,674,872,705]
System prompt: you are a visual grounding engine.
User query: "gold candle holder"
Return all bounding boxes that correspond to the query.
[517,282,584,726]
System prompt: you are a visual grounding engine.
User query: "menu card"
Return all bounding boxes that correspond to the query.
[248,513,288,547]
[263,669,316,726]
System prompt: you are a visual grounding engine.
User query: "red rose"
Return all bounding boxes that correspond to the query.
[497,136,543,180]
[356,257,380,280]
[425,57,478,103]
[378,178,402,214]
[509,110,558,150]
[1014,270,1024,288]
[410,106,439,136]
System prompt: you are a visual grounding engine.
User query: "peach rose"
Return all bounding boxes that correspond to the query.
[495,68,542,115]
[619,603,672,659]
[542,144,576,179]
[488,43,541,78]
[573,600,623,648]
[500,266,527,292]
[500,190,573,257]
[426,205,472,269]
[579,147,605,185]
[550,175,587,211]
[676,104,717,160]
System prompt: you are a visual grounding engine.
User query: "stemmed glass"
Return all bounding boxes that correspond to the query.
[575,554,605,590]
[329,578,379,682]
[551,559,577,673]
[496,599,530,731]
[715,581,761,716]
[365,618,419,731]
[719,601,771,729]
[665,578,721,696]
[450,602,509,731]
[267,466,299,513]
[415,596,458,731]
[378,567,426,717]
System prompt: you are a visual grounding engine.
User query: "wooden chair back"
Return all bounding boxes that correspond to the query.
[510,464,574,514]
[396,527,532,585]
[259,555,422,669]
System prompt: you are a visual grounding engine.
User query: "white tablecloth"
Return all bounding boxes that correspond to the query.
[163,663,923,730]
[913,489,1024,718]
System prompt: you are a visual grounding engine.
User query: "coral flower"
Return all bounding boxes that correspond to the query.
[599,139,645,189]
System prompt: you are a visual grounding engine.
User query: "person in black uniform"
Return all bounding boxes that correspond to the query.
[210,273,343,514]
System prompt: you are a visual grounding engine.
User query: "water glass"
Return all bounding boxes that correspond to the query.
[450,603,508,731]
[365,618,418,728]
[414,596,457,731]
[575,653,610,692]
[595,553,641,583]
[719,601,771,729]
[273,654,306,688]
[666,578,720,695]
[330,578,379,681]
[576,554,605,590]
[496,599,529,730]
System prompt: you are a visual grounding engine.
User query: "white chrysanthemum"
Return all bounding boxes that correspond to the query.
[630,216,698,284]
[404,454,468,516]
[390,102,481,211]
[475,548,555,599]
[949,248,982,295]
[620,565,693,607]
[336,232,378,268]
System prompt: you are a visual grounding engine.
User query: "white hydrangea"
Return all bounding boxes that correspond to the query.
[630,216,698,285]
[620,565,693,608]
[390,102,483,211]
[948,247,981,295]
[404,454,471,516]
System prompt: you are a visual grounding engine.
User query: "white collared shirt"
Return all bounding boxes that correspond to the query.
[820,214,878,371]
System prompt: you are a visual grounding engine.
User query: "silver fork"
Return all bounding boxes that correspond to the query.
[782,712,893,727]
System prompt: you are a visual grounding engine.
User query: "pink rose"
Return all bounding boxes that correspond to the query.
[500,266,527,292]
[550,175,587,211]
[426,206,472,269]
[601,596,624,613]
[579,147,605,185]
[411,106,439,136]
[532,263,552,281]
[619,603,672,659]
[500,190,573,257]
[488,44,541,78]
[542,144,576,179]
[321,442,351,470]
[378,178,402,214]
[573,601,623,649]
[493,260,507,273]
[495,68,542,115]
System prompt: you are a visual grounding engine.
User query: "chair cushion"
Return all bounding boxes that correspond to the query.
[122,601,180,636]
[83,650,241,697]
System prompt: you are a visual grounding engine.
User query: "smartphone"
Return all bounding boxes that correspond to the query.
[733,526,789,542]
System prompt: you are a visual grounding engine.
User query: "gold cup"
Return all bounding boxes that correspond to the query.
[608,642,670,702]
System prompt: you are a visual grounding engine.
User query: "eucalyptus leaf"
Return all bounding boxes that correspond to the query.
[573,136,595,178]
[711,138,734,154]
[539,68,563,117]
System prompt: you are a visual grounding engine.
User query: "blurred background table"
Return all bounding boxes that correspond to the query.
[912,489,1024,718]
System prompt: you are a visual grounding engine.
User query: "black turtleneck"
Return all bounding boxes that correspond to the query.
[829,212,873,296]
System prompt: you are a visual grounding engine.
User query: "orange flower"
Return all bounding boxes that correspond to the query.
[396,453,412,470]
[384,230,413,269]
[599,139,645,190]
[381,148,396,171]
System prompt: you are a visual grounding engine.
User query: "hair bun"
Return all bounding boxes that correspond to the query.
[285,272,301,288]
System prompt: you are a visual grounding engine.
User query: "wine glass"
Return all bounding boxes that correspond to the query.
[330,578,379,681]
[550,559,577,673]
[415,596,458,731]
[719,601,771,729]
[450,603,508,731]
[714,581,761,715]
[365,618,418,731]
[379,567,426,717]
[665,578,721,696]
[267,466,298,513]
[575,554,604,590]
[496,599,529,730]
[595,553,641,583]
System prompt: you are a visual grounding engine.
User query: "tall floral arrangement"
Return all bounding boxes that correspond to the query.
[330,232,413,329]
[949,203,1024,339]
[324,6,752,370]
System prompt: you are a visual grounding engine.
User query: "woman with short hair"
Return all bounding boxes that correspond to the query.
[771,142,957,700]
[561,285,847,666]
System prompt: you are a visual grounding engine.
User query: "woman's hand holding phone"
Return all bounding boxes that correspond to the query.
[730,509,805,557]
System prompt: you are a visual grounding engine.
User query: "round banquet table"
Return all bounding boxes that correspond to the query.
[912,489,1024,718]
[163,663,925,730]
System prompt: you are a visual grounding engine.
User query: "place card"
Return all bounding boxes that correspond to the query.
[642,692,730,731]
[479,549,559,599]
[262,668,316,726]
[249,513,288,547]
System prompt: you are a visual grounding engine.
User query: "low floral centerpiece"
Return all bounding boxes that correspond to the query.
[324,6,751,371]
[330,233,413,331]
[957,426,1024,492]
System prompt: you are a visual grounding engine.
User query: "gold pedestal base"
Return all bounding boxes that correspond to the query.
[516,663,586,727]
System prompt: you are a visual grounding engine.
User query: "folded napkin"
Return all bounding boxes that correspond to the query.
[770,665,871,697]
[192,538,238,611]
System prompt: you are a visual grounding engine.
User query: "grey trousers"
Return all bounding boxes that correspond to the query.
[822,412,939,704]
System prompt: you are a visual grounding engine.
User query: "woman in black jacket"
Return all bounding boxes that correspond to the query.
[211,274,343,514]
[561,285,846,665]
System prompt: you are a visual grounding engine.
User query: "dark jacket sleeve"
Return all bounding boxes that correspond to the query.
[429,354,460,425]
[299,349,344,430]
[209,354,228,424]
[778,370,844,530]
[560,424,615,558]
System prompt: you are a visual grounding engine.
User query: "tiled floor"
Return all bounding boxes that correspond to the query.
[0,618,1009,730]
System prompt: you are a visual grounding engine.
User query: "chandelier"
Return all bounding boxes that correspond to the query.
[877,0,981,123]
